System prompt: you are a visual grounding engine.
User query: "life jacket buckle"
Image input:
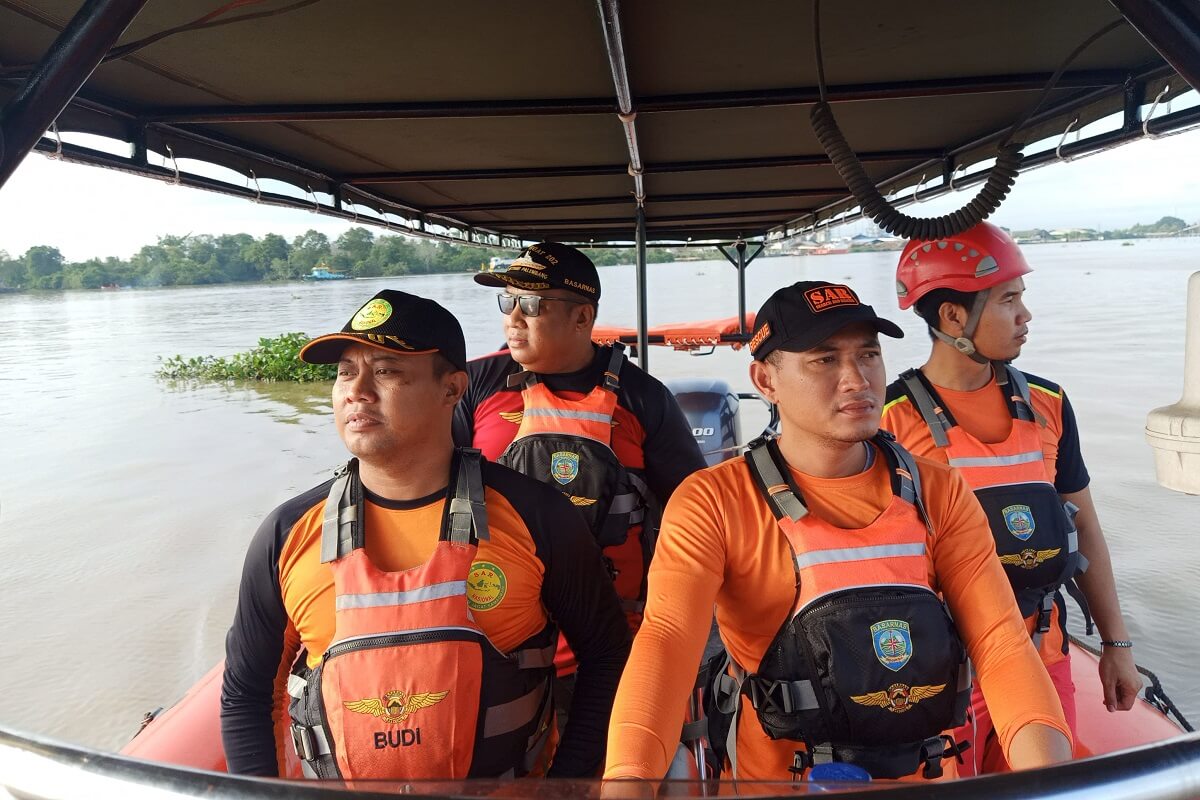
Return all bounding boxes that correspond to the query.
[291,724,316,763]
[788,747,815,778]
[1035,595,1054,634]
[747,676,794,714]
[919,736,947,779]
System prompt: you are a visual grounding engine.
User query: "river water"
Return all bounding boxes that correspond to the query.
[0,239,1196,751]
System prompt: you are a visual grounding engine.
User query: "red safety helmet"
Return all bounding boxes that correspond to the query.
[895,222,1032,310]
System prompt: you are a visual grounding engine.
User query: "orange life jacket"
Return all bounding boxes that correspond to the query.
[895,366,1088,645]
[498,344,653,615]
[709,433,969,781]
[287,450,557,780]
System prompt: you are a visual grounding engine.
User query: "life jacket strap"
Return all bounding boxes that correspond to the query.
[448,448,490,544]
[875,431,936,538]
[601,343,626,392]
[1001,365,1049,428]
[506,369,538,389]
[511,642,557,670]
[321,461,362,563]
[1064,578,1095,636]
[898,369,953,448]
[744,438,807,522]
[482,679,548,739]
[744,676,820,715]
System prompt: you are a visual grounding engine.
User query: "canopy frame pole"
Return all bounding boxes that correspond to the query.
[1111,0,1200,92]
[718,242,765,335]
[635,207,649,372]
[0,0,149,189]
[597,0,646,206]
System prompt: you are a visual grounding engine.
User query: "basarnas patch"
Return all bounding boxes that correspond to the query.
[550,451,579,485]
[1002,504,1036,540]
[871,619,912,672]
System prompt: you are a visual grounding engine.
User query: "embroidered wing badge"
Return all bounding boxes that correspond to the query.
[344,689,449,724]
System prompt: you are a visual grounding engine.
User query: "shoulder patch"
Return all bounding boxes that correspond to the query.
[884,378,913,406]
[1020,371,1062,399]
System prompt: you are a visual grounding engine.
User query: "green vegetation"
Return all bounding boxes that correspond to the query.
[156,332,335,382]
[0,228,675,291]
[1010,216,1194,243]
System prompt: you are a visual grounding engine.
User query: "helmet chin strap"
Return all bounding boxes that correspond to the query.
[929,289,992,365]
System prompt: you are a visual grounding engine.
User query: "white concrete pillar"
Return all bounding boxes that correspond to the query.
[1145,270,1200,494]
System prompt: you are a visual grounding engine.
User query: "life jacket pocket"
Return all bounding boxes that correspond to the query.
[753,587,964,750]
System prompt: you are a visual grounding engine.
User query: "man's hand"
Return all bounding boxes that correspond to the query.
[1099,646,1142,712]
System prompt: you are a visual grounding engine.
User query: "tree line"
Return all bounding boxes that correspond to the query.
[0,228,674,291]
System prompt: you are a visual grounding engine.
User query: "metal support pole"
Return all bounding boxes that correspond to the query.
[717,242,765,335]
[0,0,149,189]
[1110,0,1200,92]
[636,207,649,373]
[736,241,748,335]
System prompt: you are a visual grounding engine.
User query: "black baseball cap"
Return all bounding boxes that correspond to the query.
[473,241,601,302]
[299,289,467,371]
[749,281,904,361]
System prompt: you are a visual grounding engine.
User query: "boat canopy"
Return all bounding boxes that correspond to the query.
[2,1,1200,246]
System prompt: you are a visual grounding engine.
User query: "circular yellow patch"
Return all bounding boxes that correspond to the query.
[350,298,393,331]
[466,562,507,611]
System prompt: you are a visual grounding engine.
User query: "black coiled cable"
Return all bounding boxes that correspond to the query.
[809,1,1124,239]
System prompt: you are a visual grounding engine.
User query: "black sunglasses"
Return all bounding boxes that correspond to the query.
[497,292,586,317]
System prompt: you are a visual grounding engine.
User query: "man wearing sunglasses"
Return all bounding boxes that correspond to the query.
[455,241,706,725]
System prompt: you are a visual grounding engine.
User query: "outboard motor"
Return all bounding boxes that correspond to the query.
[667,379,742,466]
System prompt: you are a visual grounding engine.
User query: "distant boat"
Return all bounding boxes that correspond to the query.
[302,266,351,281]
[481,256,514,272]
[808,244,851,255]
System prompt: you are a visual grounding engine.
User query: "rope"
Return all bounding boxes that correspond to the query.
[808,1,1126,239]
[1068,634,1193,733]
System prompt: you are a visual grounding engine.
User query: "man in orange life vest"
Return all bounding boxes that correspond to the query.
[220,290,629,780]
[605,281,1071,784]
[883,222,1139,774]
[454,242,706,711]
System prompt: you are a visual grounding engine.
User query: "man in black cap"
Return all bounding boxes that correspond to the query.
[604,281,1071,784]
[221,290,629,781]
[454,242,705,716]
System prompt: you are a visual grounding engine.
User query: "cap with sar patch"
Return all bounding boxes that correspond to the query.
[299,289,467,371]
[749,281,904,361]
[473,241,601,302]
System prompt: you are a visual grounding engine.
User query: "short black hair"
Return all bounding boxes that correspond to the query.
[913,287,979,340]
[430,352,460,378]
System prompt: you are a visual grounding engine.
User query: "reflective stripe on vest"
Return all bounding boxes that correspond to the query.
[335,581,468,611]
[793,542,927,571]
[946,450,1043,469]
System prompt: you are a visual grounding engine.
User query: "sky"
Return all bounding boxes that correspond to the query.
[1,123,1199,263]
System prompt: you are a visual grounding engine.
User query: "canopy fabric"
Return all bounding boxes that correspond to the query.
[0,0,1191,244]
[593,314,756,350]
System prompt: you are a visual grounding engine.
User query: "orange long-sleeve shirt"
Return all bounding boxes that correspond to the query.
[604,445,1070,782]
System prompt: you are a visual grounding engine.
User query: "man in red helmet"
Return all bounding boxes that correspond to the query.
[883,222,1140,775]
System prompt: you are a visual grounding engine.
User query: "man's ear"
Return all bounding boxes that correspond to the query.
[749,358,778,404]
[576,302,597,330]
[938,301,969,336]
[445,371,468,405]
